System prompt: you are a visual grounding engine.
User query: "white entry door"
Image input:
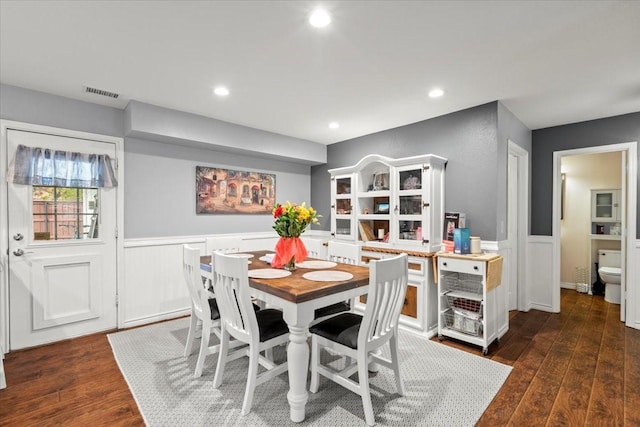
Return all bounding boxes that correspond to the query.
[7,129,118,350]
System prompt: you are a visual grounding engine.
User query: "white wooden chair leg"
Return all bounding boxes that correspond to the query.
[213,329,229,388]
[368,349,382,372]
[194,322,211,378]
[309,337,320,393]
[184,309,198,357]
[241,345,260,415]
[358,354,375,426]
[389,335,404,395]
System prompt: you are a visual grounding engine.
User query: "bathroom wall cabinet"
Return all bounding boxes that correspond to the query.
[591,189,621,222]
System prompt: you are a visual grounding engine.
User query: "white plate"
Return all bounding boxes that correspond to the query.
[296,260,337,269]
[248,269,292,279]
[258,253,275,263]
[228,253,254,259]
[302,271,354,282]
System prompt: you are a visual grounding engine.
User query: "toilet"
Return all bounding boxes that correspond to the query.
[598,249,622,304]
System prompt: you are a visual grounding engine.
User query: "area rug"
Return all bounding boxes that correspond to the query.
[108,318,511,426]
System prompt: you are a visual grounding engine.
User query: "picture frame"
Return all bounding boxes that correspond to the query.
[196,166,276,214]
[372,171,389,190]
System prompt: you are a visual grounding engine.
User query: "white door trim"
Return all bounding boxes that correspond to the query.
[508,140,529,312]
[552,141,637,326]
[0,120,125,353]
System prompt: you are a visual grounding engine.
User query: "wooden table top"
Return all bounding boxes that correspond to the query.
[201,250,370,304]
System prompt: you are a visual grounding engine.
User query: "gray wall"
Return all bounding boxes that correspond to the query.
[0,84,123,137]
[497,102,533,236]
[312,102,503,240]
[531,112,640,237]
[125,137,310,238]
[1,84,314,239]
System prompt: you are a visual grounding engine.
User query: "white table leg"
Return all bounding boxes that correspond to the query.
[286,324,309,422]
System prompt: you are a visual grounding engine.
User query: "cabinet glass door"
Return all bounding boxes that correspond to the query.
[396,167,424,244]
[595,193,613,219]
[332,175,354,239]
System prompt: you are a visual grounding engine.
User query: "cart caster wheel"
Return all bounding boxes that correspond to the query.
[496,337,501,345]
[438,334,443,341]
[482,348,489,356]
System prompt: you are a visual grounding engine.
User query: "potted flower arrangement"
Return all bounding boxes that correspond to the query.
[271,201,320,270]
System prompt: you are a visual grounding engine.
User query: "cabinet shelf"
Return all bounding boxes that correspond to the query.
[359,214,390,220]
[443,289,483,302]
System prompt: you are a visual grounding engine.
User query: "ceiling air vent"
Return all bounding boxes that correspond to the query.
[84,86,119,99]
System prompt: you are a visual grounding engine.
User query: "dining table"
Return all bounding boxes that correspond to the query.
[200,250,370,422]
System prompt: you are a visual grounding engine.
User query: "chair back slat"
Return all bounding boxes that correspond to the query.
[212,251,256,343]
[206,236,242,254]
[183,245,211,320]
[360,253,408,348]
[328,241,360,265]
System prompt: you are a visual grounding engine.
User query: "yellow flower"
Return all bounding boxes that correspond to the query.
[272,201,321,237]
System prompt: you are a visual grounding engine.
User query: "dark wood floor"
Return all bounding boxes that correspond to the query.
[1,289,638,426]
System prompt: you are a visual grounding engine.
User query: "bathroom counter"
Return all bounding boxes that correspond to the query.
[591,234,622,241]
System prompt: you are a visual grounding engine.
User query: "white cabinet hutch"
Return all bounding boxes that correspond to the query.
[328,154,447,337]
[329,154,447,252]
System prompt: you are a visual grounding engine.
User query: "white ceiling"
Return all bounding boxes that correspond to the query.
[1,1,639,145]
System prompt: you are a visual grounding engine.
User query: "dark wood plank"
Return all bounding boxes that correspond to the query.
[1,289,638,426]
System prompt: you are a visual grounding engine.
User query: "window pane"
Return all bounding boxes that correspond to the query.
[32,186,99,240]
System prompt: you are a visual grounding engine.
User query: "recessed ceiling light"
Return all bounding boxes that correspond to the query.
[428,88,445,98]
[328,122,340,129]
[213,86,229,97]
[309,9,331,28]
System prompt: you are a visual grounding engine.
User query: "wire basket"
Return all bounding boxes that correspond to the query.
[442,309,483,337]
[440,272,483,294]
[574,267,589,294]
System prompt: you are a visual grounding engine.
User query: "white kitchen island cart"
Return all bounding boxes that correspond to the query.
[435,252,507,355]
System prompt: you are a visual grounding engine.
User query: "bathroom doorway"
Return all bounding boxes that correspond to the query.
[559,152,622,302]
[552,142,637,324]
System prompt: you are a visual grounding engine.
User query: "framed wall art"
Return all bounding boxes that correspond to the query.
[196,166,276,214]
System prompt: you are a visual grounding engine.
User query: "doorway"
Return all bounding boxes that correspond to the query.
[1,121,124,351]
[552,142,637,324]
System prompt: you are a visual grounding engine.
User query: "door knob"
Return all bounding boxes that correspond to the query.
[13,249,32,256]
[13,233,24,241]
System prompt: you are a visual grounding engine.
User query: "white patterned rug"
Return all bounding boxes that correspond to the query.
[108,318,511,426]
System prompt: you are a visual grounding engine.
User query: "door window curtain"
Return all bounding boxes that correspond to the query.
[8,144,117,188]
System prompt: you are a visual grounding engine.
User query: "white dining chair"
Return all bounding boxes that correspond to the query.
[205,236,242,254]
[311,240,362,323]
[212,251,290,416]
[309,253,409,426]
[201,235,243,284]
[301,236,327,260]
[327,240,361,265]
[182,244,223,378]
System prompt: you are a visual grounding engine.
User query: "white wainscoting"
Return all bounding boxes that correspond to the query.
[629,239,640,330]
[526,236,640,330]
[121,232,324,328]
[121,234,640,331]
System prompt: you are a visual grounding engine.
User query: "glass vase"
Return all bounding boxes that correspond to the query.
[284,256,296,271]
